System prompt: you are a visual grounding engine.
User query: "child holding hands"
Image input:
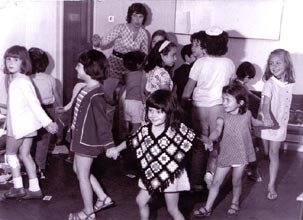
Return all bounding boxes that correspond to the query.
[193,83,264,217]
[68,50,115,220]
[107,89,195,220]
[3,45,58,200]
[258,49,295,200]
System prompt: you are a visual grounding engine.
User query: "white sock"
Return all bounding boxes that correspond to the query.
[29,178,40,192]
[13,176,23,189]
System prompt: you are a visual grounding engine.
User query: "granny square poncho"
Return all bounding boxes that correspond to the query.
[126,123,195,193]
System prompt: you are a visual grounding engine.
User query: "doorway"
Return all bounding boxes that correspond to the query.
[63,0,93,104]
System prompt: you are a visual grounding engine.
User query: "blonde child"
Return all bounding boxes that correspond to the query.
[3,45,58,199]
[182,27,235,190]
[144,40,177,95]
[107,90,196,220]
[68,50,115,220]
[258,49,295,200]
[193,83,264,217]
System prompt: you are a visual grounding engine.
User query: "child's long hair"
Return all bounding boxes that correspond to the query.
[145,89,183,130]
[3,45,32,75]
[78,49,108,83]
[263,49,295,83]
[223,83,248,115]
[144,40,177,73]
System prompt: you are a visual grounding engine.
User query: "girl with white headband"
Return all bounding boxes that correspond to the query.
[144,40,177,95]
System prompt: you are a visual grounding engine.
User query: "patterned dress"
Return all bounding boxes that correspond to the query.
[126,123,195,193]
[101,23,148,80]
[217,111,256,167]
[145,66,173,94]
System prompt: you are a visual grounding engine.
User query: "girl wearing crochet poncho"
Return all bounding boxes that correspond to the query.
[107,89,195,220]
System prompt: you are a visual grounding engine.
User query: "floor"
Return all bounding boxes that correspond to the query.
[0,149,302,220]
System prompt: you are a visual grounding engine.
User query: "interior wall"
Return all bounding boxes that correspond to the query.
[0,1,63,106]
[94,0,303,94]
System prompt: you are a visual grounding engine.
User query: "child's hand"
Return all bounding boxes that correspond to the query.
[55,106,65,114]
[92,34,101,48]
[45,122,58,134]
[262,114,274,127]
[106,147,119,160]
[201,135,213,151]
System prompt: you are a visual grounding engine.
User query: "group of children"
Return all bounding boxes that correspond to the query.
[0,9,296,220]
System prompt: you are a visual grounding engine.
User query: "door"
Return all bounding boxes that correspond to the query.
[63,0,93,104]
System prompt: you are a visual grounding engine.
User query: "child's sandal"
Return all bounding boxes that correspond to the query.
[193,207,211,217]
[68,210,95,220]
[227,203,240,215]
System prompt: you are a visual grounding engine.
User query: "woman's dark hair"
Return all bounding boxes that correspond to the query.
[144,40,177,72]
[222,83,248,115]
[205,31,229,56]
[28,47,49,74]
[236,61,256,80]
[3,45,32,75]
[145,89,183,129]
[263,49,295,83]
[78,49,108,83]
[123,51,146,71]
[126,3,148,25]
[190,31,207,49]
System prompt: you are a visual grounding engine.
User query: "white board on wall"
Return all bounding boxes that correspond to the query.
[175,0,284,40]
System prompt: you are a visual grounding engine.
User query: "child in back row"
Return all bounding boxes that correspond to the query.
[144,40,177,95]
[123,51,146,134]
[107,89,196,220]
[194,83,265,217]
[29,47,62,179]
[258,49,295,200]
[173,44,196,102]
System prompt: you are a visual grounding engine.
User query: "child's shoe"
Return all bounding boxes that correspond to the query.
[38,169,46,180]
[204,171,214,189]
[247,169,262,182]
[4,187,26,199]
[21,189,43,200]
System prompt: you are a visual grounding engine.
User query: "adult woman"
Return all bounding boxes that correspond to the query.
[92,3,149,82]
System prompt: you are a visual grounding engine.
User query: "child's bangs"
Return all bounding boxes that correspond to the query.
[5,48,22,59]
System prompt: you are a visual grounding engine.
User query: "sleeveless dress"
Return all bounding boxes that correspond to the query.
[217,111,256,167]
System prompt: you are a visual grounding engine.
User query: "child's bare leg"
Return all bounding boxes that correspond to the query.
[204,167,230,211]
[136,189,151,220]
[6,136,23,180]
[73,154,95,218]
[262,139,269,157]
[19,137,37,179]
[231,165,246,205]
[164,192,184,220]
[268,141,281,194]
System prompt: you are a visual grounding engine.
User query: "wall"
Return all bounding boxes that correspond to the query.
[94,0,303,94]
[0,1,63,106]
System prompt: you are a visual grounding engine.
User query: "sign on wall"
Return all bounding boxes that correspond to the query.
[175,0,284,40]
